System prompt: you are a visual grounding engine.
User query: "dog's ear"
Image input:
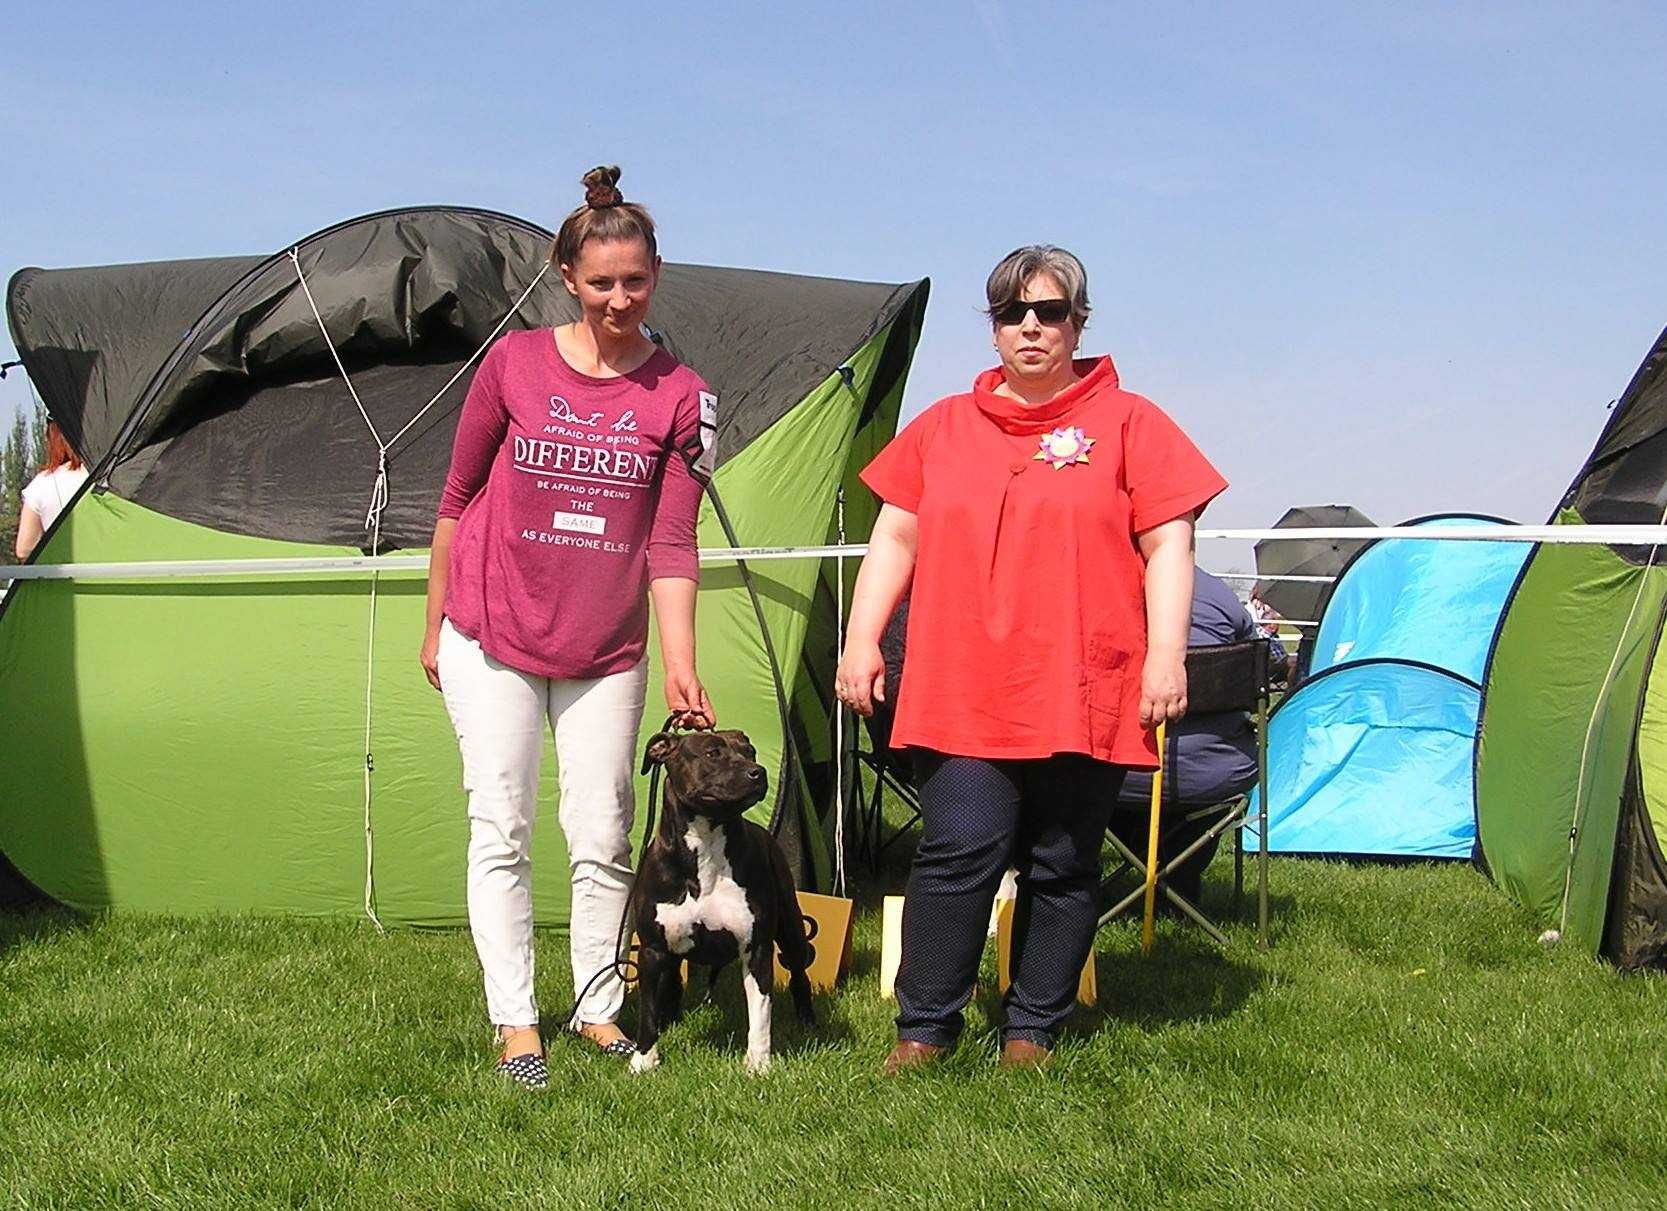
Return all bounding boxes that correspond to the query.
[641,732,678,775]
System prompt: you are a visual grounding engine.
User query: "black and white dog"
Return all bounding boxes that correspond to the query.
[628,728,815,1075]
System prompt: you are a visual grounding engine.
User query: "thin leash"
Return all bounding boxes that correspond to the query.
[559,713,683,1033]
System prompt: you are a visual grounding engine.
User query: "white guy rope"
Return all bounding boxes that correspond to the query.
[289,247,388,933]
[383,263,551,455]
[357,489,388,933]
[286,247,550,934]
[289,248,390,533]
[288,248,553,532]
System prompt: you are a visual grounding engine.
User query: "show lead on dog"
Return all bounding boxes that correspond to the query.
[420,166,716,1089]
[836,245,1226,1072]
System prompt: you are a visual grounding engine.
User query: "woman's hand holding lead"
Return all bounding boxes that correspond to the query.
[665,667,715,729]
[1139,651,1187,729]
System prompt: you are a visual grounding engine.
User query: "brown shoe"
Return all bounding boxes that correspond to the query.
[998,1039,1053,1070]
[881,1040,947,1076]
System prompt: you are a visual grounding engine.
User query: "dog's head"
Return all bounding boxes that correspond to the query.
[641,728,768,822]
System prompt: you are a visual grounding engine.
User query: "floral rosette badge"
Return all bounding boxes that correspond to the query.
[1034,425,1094,470]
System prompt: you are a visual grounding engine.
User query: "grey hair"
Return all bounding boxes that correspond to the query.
[984,245,1091,330]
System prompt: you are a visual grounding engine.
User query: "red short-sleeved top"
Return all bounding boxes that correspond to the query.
[860,355,1227,769]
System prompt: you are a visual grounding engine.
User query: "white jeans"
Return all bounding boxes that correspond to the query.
[438,618,648,1029]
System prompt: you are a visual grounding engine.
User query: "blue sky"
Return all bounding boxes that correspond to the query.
[4,3,1665,570]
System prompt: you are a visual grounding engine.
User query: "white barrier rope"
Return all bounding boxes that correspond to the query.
[5,525,1663,585]
[9,523,1652,585]
[1194,527,1579,542]
[1214,572,1340,584]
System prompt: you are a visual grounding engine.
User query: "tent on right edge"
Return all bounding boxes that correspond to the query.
[1476,324,1667,969]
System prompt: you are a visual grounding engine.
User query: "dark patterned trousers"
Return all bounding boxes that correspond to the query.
[896,751,1123,1049]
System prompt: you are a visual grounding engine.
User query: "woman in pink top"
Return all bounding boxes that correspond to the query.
[421,167,715,1088]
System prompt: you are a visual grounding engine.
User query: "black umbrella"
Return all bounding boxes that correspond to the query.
[1253,504,1375,622]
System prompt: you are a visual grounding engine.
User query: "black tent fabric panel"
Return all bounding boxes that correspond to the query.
[1567,325,1667,530]
[117,209,921,478]
[856,284,931,435]
[7,256,264,467]
[116,211,572,464]
[1569,428,1667,529]
[643,264,921,464]
[1601,757,1667,970]
[1577,323,1667,472]
[130,357,487,549]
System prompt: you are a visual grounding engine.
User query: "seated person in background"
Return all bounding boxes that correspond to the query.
[1110,569,1285,905]
[1247,589,1281,637]
[1248,588,1299,686]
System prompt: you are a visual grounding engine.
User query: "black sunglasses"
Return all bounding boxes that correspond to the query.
[993,297,1072,326]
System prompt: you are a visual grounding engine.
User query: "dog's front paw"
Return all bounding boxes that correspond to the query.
[628,1046,661,1075]
[744,1049,772,1077]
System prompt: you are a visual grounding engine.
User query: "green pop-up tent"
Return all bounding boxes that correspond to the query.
[2,206,928,926]
[1476,325,1667,968]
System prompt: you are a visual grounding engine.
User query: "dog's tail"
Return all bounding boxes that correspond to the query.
[769,843,817,1026]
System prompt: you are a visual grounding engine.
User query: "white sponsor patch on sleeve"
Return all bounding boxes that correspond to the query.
[553,511,606,536]
[694,391,718,478]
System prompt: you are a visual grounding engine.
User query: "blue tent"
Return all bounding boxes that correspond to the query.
[1249,515,1532,858]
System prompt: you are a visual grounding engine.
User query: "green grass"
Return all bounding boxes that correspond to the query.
[4,854,1667,1209]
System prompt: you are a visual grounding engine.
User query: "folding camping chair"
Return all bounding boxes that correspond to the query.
[852,596,920,868]
[1098,637,1273,949]
[853,726,921,868]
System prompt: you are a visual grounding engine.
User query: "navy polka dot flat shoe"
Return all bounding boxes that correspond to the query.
[496,1051,549,1089]
[495,1027,547,1090]
[569,1021,636,1058]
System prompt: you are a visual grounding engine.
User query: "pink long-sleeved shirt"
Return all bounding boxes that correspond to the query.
[439,327,709,679]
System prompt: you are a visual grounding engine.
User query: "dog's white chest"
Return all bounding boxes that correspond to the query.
[655,822,755,955]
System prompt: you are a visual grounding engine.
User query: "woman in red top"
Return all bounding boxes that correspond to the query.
[421,167,714,1088]
[836,245,1226,1071]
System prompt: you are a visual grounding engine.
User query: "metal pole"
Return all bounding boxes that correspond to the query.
[1258,689,1271,950]
[1141,720,1167,956]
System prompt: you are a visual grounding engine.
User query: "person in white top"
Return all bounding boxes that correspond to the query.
[16,420,89,559]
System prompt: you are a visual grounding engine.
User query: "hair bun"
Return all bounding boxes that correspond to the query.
[582,165,624,209]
